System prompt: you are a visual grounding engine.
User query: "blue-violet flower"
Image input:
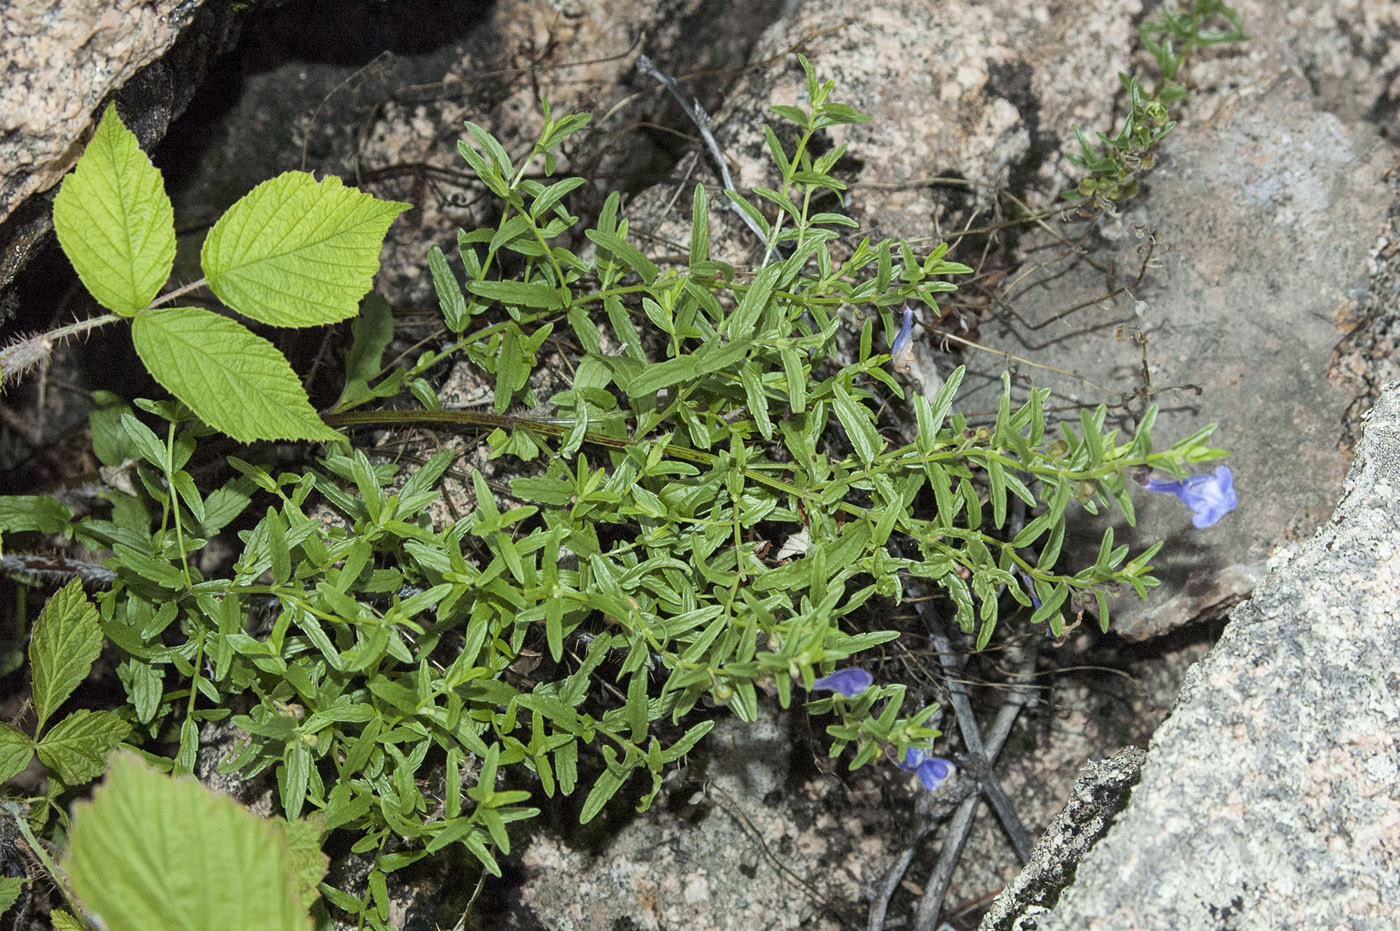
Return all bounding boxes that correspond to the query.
[896,747,956,792]
[1144,465,1237,528]
[810,667,873,697]
[891,305,915,374]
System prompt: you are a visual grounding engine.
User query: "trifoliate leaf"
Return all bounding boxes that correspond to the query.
[35,709,129,785]
[131,306,342,443]
[52,103,175,316]
[30,579,103,732]
[202,172,410,327]
[65,752,314,931]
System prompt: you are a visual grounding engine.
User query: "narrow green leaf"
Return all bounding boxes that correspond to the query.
[689,184,709,267]
[427,245,469,332]
[30,579,103,732]
[727,263,781,336]
[65,752,314,931]
[89,391,137,467]
[830,383,882,465]
[202,172,410,327]
[36,709,130,784]
[580,761,627,824]
[52,103,175,315]
[780,348,806,413]
[530,176,585,219]
[132,306,341,443]
[739,365,773,440]
[585,229,658,284]
[117,658,163,725]
[335,293,395,408]
[466,278,568,309]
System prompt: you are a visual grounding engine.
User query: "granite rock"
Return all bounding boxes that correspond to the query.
[996,381,1400,930]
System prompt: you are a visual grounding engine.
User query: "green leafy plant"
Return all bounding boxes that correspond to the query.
[1066,0,1247,210]
[1,57,1232,929]
[1,102,409,442]
[62,751,325,931]
[0,580,127,789]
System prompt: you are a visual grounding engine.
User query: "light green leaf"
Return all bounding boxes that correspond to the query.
[50,910,84,930]
[65,752,314,931]
[131,306,342,443]
[36,709,130,785]
[52,103,175,316]
[0,723,34,784]
[202,172,410,327]
[30,579,103,732]
[0,876,22,916]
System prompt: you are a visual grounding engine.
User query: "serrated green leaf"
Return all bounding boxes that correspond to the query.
[274,815,330,914]
[0,495,73,534]
[65,752,313,931]
[131,306,341,443]
[36,709,129,784]
[52,103,175,316]
[202,172,410,327]
[0,723,34,784]
[0,876,22,916]
[31,579,103,732]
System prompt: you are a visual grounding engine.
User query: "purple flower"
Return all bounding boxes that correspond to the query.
[1144,465,1237,528]
[810,667,873,697]
[895,747,956,791]
[891,305,915,374]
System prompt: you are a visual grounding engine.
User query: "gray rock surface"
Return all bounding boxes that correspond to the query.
[960,70,1395,640]
[0,0,199,223]
[0,0,258,291]
[1000,381,1400,930]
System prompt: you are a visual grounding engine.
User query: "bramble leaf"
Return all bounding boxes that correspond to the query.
[0,723,33,784]
[0,495,73,534]
[131,306,342,443]
[65,752,315,931]
[52,103,175,316]
[36,709,129,784]
[202,172,410,327]
[30,579,103,732]
[0,877,21,916]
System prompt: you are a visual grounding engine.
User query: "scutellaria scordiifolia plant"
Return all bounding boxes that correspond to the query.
[0,56,1234,930]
